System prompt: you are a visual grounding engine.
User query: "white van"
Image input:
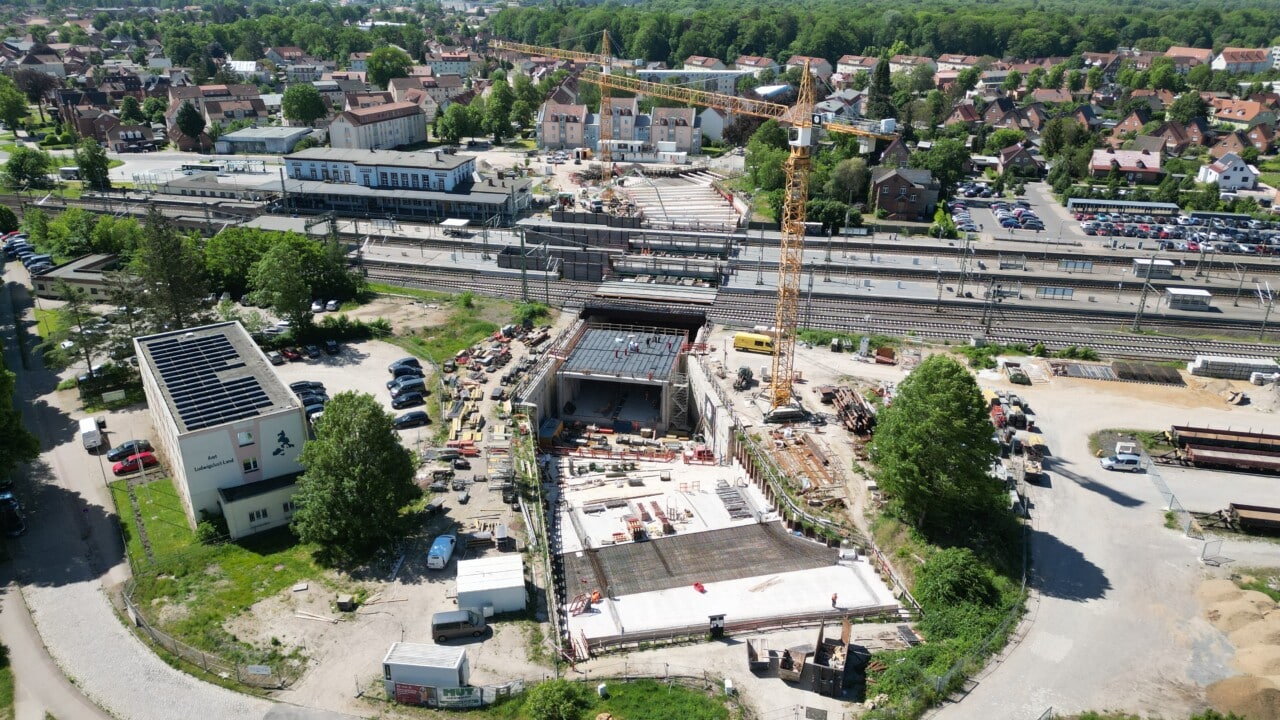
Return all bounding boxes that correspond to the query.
[79,417,103,451]
[427,534,456,570]
[1100,453,1143,472]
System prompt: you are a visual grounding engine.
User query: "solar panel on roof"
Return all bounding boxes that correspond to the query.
[147,333,275,431]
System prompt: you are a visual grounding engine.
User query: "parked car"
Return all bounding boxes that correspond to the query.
[388,364,424,382]
[325,300,340,312]
[452,457,471,470]
[388,357,422,373]
[393,410,431,429]
[324,340,340,355]
[296,391,329,406]
[113,452,159,475]
[290,380,325,393]
[280,347,302,361]
[391,392,425,410]
[390,378,427,398]
[107,439,154,462]
[310,300,325,313]
[267,351,284,365]
[304,344,322,359]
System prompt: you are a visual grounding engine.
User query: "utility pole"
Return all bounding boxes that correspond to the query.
[824,232,831,282]
[1233,263,1246,307]
[1259,283,1275,341]
[935,269,943,312]
[957,235,971,297]
[518,226,529,302]
[805,270,814,327]
[982,282,999,335]
[756,244,764,286]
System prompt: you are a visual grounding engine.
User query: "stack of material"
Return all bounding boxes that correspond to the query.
[716,479,753,520]
[1188,355,1280,380]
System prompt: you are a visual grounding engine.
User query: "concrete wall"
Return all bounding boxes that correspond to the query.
[686,355,734,463]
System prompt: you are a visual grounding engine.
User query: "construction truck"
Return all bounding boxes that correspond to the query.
[733,366,753,391]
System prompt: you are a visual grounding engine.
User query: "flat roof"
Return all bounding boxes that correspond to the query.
[284,147,474,171]
[442,218,470,228]
[382,642,465,669]
[217,473,298,504]
[1166,287,1212,296]
[222,126,312,140]
[456,554,524,593]
[265,177,530,204]
[1133,258,1174,266]
[38,253,116,282]
[135,322,298,434]
[560,326,685,380]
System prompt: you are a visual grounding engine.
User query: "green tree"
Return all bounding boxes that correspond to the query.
[119,95,146,124]
[292,392,417,565]
[510,99,535,133]
[21,207,48,246]
[131,207,208,330]
[250,236,314,329]
[11,69,60,124]
[74,139,111,192]
[4,146,52,191]
[282,83,327,126]
[484,76,515,143]
[1166,92,1208,125]
[1066,70,1084,93]
[866,55,895,120]
[0,354,39,483]
[49,281,108,374]
[914,547,999,611]
[142,96,168,125]
[1086,66,1103,91]
[867,354,1002,540]
[0,206,17,234]
[1001,70,1022,93]
[907,138,970,195]
[1045,64,1065,90]
[436,102,475,144]
[366,46,412,89]
[1185,64,1213,91]
[175,100,206,150]
[205,227,272,297]
[984,128,1027,155]
[0,75,28,130]
[823,157,869,203]
[522,678,591,720]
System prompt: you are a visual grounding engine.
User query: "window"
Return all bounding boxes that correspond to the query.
[249,508,268,523]
[379,172,388,185]
[237,431,254,446]
[283,500,296,514]
[243,457,259,473]
[309,167,316,179]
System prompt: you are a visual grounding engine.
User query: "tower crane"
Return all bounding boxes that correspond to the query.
[491,36,896,413]
[591,67,896,414]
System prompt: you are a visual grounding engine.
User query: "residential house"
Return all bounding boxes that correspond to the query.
[1164,46,1213,74]
[1212,99,1275,130]
[596,96,641,156]
[397,88,440,124]
[935,54,980,73]
[697,107,729,143]
[981,97,1017,126]
[683,56,726,71]
[1152,121,1195,155]
[1210,130,1254,159]
[65,108,120,144]
[13,48,65,77]
[1030,88,1073,105]
[264,46,306,66]
[785,55,833,80]
[870,167,940,221]
[105,124,157,153]
[349,52,370,72]
[889,55,935,75]
[1089,148,1162,183]
[425,51,477,77]
[836,55,878,77]
[945,102,982,128]
[1129,135,1166,155]
[325,70,367,84]
[537,102,589,150]
[1246,123,1275,153]
[634,69,748,96]
[998,144,1043,176]
[327,102,426,150]
[1196,152,1258,192]
[879,137,910,168]
[1211,48,1270,74]
[1081,52,1123,82]
[285,64,324,83]
[344,91,394,111]
[202,98,268,129]
[651,107,701,154]
[1072,104,1105,130]
[1130,88,1175,112]
[733,55,778,77]
[96,70,145,103]
[226,59,268,83]
[1112,107,1152,138]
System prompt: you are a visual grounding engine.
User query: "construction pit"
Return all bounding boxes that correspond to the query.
[518,307,906,659]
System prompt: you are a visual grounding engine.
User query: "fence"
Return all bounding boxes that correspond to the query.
[120,579,298,689]
[1142,452,1202,539]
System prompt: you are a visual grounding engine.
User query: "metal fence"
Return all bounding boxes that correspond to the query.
[1142,453,1202,539]
[120,580,298,689]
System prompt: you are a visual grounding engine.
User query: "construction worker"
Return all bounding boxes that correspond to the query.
[831,593,838,608]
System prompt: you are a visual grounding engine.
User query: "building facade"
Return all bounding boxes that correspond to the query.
[328,102,427,150]
[135,322,306,539]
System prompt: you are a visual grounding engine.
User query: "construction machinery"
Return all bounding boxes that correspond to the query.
[490,33,897,417]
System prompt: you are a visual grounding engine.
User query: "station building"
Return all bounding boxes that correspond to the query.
[135,322,306,539]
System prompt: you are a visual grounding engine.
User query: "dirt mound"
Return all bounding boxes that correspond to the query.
[1238,646,1280,677]
[1207,675,1280,719]
[1199,578,1245,604]
[1229,616,1280,648]
[1209,599,1266,633]
[1239,590,1280,614]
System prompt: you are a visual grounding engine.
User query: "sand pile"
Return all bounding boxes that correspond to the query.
[1208,598,1267,633]
[1206,676,1280,719]
[1228,615,1280,648]
[1198,578,1246,604]
[1202,578,1280,718]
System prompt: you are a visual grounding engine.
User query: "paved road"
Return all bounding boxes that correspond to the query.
[0,263,277,719]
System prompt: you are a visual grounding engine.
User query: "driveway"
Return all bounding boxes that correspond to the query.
[934,371,1280,718]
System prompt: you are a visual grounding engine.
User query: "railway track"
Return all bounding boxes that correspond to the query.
[361,261,1279,360]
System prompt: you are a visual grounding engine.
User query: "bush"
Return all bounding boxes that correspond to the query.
[522,678,591,720]
[914,548,999,610]
[196,520,221,545]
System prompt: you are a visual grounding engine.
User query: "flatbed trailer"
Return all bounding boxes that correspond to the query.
[1230,503,1280,532]
[1170,425,1280,454]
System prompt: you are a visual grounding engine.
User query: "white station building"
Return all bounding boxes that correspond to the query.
[135,322,307,539]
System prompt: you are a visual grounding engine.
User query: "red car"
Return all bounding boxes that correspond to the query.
[113,452,159,475]
[280,347,303,361]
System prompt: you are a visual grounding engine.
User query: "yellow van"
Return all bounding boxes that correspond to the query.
[733,332,775,354]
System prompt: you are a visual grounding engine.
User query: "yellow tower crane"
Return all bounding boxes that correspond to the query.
[588,66,895,412]
[489,35,616,177]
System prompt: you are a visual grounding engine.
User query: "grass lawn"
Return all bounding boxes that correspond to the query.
[388,293,508,366]
[484,678,731,720]
[364,282,452,305]
[32,308,64,339]
[110,475,326,664]
[0,643,12,720]
[1260,172,1280,189]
